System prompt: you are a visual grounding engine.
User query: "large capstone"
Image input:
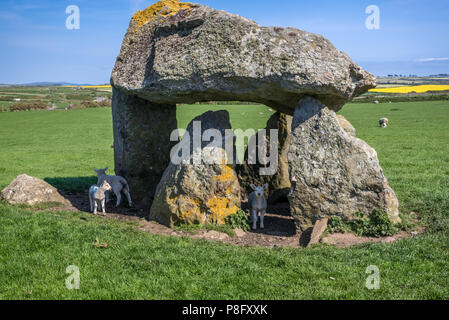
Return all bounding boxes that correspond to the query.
[149,110,241,227]
[288,97,400,231]
[111,0,375,115]
[236,112,292,203]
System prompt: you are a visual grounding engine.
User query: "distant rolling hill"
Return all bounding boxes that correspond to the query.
[20,82,95,87]
[0,82,100,87]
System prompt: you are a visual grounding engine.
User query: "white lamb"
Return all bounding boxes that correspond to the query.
[248,184,268,230]
[89,180,112,215]
[94,167,132,207]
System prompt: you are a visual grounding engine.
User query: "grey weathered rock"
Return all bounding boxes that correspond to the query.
[1,174,69,206]
[202,230,230,241]
[234,228,246,237]
[307,217,328,247]
[111,0,375,115]
[112,89,177,207]
[288,97,400,231]
[236,112,291,203]
[149,110,241,227]
[336,115,356,137]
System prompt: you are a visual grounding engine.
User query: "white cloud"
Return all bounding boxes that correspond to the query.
[417,57,449,62]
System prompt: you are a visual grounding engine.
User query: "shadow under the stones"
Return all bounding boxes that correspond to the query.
[44,176,97,194]
[44,176,146,217]
[241,201,297,237]
[299,227,313,247]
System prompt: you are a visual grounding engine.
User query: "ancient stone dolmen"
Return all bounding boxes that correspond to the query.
[110,0,400,231]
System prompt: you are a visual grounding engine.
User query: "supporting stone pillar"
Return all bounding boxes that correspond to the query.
[149,110,241,227]
[288,96,400,231]
[236,112,292,203]
[112,88,177,207]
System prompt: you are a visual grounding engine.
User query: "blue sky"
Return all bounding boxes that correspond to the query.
[0,0,448,84]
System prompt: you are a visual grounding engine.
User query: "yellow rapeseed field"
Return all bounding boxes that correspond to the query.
[369,85,449,93]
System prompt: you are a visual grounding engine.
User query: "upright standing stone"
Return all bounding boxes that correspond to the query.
[236,112,292,203]
[288,97,400,231]
[112,89,177,207]
[336,115,356,137]
[149,110,241,227]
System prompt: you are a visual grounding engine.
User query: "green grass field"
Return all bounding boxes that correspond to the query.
[0,100,448,299]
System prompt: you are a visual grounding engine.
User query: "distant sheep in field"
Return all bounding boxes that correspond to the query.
[94,167,132,207]
[379,118,389,128]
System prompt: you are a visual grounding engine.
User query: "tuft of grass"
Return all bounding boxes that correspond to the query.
[7,201,63,211]
[397,212,421,232]
[33,202,64,210]
[328,210,415,238]
[350,210,399,237]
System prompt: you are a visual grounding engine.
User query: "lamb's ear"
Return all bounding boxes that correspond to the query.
[263,183,268,190]
[104,166,109,171]
[94,168,98,173]
[250,184,257,191]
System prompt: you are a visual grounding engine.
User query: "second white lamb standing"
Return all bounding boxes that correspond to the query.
[248,183,268,230]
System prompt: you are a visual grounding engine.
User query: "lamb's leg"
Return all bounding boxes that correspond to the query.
[251,208,258,230]
[124,189,132,207]
[89,194,93,213]
[260,209,265,229]
[101,199,106,214]
[93,201,98,215]
[115,192,121,207]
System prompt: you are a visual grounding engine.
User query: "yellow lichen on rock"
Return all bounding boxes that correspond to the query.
[167,161,240,225]
[131,0,192,32]
[213,159,236,183]
[167,194,204,225]
[179,197,205,224]
[150,147,241,227]
[207,196,239,224]
[178,194,238,226]
[208,160,240,224]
